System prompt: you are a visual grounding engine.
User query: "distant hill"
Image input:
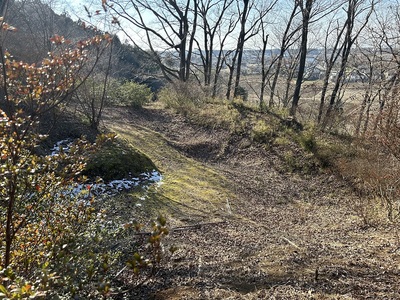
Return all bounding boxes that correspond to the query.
[2,0,159,79]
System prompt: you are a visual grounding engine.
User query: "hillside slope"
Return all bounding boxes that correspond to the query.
[103,104,400,299]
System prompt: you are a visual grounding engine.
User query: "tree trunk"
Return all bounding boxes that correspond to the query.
[233,0,249,98]
[317,71,331,124]
[226,60,236,99]
[270,51,285,107]
[290,0,313,117]
[355,91,369,136]
[260,35,268,109]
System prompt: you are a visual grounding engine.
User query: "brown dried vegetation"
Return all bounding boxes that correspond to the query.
[103,100,400,299]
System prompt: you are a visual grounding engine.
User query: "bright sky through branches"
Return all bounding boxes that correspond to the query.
[59,0,389,51]
[60,0,141,45]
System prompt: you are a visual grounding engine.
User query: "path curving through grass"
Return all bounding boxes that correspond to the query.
[106,121,235,226]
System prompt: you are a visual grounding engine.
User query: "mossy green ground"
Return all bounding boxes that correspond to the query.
[106,123,235,225]
[84,139,157,181]
[103,102,316,225]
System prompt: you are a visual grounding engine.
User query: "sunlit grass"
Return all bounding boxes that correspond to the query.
[106,122,236,225]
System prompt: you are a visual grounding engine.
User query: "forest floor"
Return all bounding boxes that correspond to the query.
[102,103,400,300]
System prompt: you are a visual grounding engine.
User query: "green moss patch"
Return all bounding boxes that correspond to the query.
[106,122,235,224]
[84,139,157,181]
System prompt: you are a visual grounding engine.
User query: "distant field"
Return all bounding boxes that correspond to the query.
[230,75,381,132]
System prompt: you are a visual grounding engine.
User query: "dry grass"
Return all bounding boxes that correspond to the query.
[100,103,400,299]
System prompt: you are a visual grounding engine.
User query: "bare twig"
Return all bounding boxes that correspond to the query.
[115,265,127,278]
[281,236,301,250]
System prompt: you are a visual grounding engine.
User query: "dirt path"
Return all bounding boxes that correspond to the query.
[103,105,400,299]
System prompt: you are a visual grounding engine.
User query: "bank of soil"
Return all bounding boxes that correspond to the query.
[103,105,400,299]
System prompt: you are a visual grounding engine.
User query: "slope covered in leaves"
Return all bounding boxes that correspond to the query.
[102,102,400,299]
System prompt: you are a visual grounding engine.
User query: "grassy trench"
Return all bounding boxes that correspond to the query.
[106,122,235,226]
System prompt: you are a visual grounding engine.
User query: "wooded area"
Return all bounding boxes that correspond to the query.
[2,0,400,298]
[106,0,393,128]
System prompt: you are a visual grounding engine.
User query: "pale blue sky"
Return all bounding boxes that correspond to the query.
[58,0,390,51]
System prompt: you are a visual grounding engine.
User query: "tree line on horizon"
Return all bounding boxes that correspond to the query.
[103,0,400,132]
[4,0,400,133]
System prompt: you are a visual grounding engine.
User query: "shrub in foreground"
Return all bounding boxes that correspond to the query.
[0,25,169,298]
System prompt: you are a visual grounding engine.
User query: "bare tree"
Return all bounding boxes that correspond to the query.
[290,0,314,116]
[290,0,344,117]
[322,0,376,127]
[194,0,234,87]
[348,7,397,137]
[268,1,301,107]
[233,0,276,98]
[225,0,250,99]
[107,0,198,82]
[370,1,400,134]
[3,0,89,63]
[225,0,268,99]
[316,9,347,123]
[211,15,237,97]
[239,0,276,107]
[282,47,301,107]
[259,16,270,109]
[73,38,114,130]
[352,41,384,136]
